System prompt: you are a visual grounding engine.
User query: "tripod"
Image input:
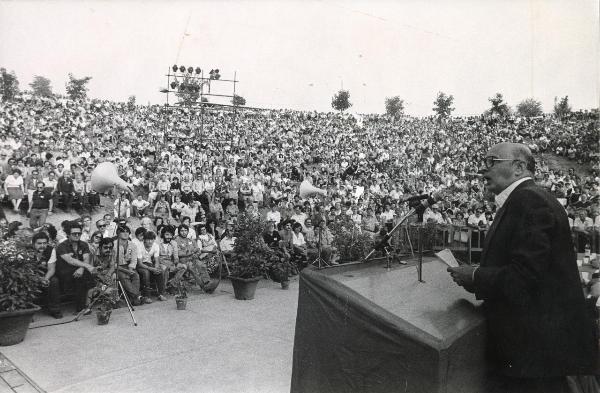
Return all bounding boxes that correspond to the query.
[73,279,137,326]
[311,227,330,269]
[110,191,138,326]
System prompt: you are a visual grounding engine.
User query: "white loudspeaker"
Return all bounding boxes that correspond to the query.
[90,162,133,193]
[299,180,327,198]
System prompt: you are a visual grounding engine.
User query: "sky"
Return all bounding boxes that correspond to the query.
[0,0,598,116]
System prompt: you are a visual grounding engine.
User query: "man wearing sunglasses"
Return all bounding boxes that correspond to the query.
[448,142,597,392]
[55,222,96,313]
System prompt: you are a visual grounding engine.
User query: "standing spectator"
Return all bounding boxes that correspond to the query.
[56,171,75,212]
[25,169,41,207]
[4,168,25,212]
[28,181,53,229]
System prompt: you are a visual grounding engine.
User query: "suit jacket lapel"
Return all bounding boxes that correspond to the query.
[481,205,506,262]
[481,180,534,263]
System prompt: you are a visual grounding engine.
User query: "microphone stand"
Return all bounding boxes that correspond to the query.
[113,191,138,326]
[362,206,427,283]
[311,227,329,269]
[362,208,416,263]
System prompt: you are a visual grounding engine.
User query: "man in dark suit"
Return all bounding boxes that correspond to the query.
[448,142,597,392]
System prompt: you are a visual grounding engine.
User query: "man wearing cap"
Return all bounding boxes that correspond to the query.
[448,142,597,392]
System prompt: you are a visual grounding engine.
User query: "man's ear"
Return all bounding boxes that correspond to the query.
[514,160,527,176]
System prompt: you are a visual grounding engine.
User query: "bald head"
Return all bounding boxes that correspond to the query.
[483,142,535,195]
[488,142,535,174]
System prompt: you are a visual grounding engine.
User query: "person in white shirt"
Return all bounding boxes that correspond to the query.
[423,204,444,224]
[136,231,166,301]
[291,222,308,266]
[131,195,150,218]
[467,207,487,229]
[290,205,308,231]
[266,204,281,226]
[219,222,237,257]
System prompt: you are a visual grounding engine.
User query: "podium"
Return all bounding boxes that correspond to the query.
[290,258,487,393]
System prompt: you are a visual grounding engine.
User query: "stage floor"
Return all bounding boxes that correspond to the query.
[0,279,300,393]
[0,257,440,393]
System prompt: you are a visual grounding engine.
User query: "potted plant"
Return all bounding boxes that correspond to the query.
[227,212,275,300]
[93,285,119,325]
[330,217,373,262]
[175,282,188,310]
[268,249,292,290]
[0,238,44,346]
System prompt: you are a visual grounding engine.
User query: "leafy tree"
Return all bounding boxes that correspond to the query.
[127,95,136,110]
[432,91,455,118]
[487,93,510,117]
[0,68,20,101]
[176,74,200,106]
[385,96,404,118]
[516,98,543,117]
[331,90,352,112]
[554,96,571,118]
[29,75,53,97]
[65,73,92,101]
[232,94,246,106]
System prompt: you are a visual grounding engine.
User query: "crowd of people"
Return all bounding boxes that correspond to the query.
[0,93,599,317]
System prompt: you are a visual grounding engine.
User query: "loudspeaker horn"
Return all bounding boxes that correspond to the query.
[299,179,327,198]
[90,162,133,193]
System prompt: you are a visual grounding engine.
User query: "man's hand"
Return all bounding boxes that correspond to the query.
[73,267,84,278]
[447,265,477,289]
[128,269,136,277]
[41,277,49,287]
[86,265,97,275]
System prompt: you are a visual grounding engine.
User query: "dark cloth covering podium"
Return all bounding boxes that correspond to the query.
[291,259,487,393]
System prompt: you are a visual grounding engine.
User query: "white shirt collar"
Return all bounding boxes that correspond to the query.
[494,177,532,209]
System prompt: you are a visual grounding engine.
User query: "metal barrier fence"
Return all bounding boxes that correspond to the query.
[389,224,485,264]
[389,224,600,264]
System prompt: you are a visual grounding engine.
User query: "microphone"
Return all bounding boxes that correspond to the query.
[409,192,443,214]
[400,194,430,203]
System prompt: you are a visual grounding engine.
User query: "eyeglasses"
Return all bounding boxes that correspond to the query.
[483,157,518,169]
[70,232,82,236]
[98,224,107,228]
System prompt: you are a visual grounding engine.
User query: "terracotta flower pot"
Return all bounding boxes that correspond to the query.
[0,306,41,346]
[229,276,261,300]
[96,309,112,325]
[175,296,188,310]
